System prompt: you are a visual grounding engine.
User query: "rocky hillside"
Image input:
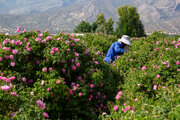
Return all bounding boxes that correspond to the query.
[0,0,180,34]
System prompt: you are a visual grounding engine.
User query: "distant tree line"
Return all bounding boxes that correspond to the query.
[74,5,146,37]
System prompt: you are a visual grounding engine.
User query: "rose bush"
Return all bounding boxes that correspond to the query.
[0,29,122,119]
[101,32,180,120]
[81,33,117,55]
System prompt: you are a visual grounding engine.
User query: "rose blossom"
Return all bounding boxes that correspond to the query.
[22,77,26,82]
[55,48,59,52]
[56,80,60,84]
[156,74,160,78]
[0,57,3,61]
[12,50,18,54]
[79,92,82,96]
[142,66,146,71]
[76,63,80,67]
[43,112,49,118]
[153,85,157,90]
[10,92,17,96]
[72,65,76,71]
[41,80,45,85]
[90,84,94,88]
[114,105,119,111]
[42,68,47,72]
[1,85,9,91]
[116,95,120,100]
[176,61,180,65]
[36,100,45,109]
[49,67,53,71]
[10,62,15,67]
[50,50,54,54]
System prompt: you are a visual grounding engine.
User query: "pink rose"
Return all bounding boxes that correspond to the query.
[117,91,123,95]
[114,105,119,111]
[75,52,79,57]
[56,80,60,84]
[73,86,77,91]
[9,55,14,59]
[49,67,53,71]
[1,85,9,91]
[30,91,34,95]
[162,86,166,89]
[142,66,146,71]
[50,50,54,54]
[38,33,43,37]
[55,48,59,52]
[42,68,47,72]
[166,48,170,51]
[47,88,50,91]
[65,41,69,44]
[51,47,55,51]
[41,80,45,85]
[90,84,94,88]
[27,48,31,51]
[79,92,82,96]
[10,62,15,67]
[36,100,45,109]
[22,77,26,82]
[71,43,75,47]
[153,85,157,90]
[12,50,18,54]
[96,51,100,55]
[24,38,28,42]
[76,63,80,67]
[72,65,76,71]
[70,89,73,95]
[16,26,21,32]
[116,95,120,100]
[43,112,49,118]
[156,74,160,78]
[0,57,3,61]
[10,92,17,96]
[95,61,99,64]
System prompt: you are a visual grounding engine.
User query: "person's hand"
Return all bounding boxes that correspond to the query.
[123,45,129,52]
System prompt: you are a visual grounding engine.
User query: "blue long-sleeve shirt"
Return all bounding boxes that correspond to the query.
[104,42,126,64]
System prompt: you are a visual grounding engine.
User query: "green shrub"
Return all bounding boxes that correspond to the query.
[0,31,121,119]
[101,33,180,120]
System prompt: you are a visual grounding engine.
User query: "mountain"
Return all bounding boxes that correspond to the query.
[0,0,180,34]
[0,0,87,15]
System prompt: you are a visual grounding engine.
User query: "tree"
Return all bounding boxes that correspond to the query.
[136,20,146,37]
[95,13,107,33]
[74,20,92,33]
[115,5,146,37]
[91,22,98,33]
[96,13,106,25]
[106,17,114,34]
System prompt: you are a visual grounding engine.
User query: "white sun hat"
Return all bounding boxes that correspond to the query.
[118,35,131,45]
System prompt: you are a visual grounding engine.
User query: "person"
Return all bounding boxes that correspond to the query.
[104,35,131,64]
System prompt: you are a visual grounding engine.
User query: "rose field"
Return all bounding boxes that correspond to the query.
[0,28,180,120]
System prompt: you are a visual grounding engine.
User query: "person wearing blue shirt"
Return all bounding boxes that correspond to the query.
[104,35,131,64]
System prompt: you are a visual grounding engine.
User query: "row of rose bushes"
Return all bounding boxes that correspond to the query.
[98,32,180,119]
[0,29,122,119]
